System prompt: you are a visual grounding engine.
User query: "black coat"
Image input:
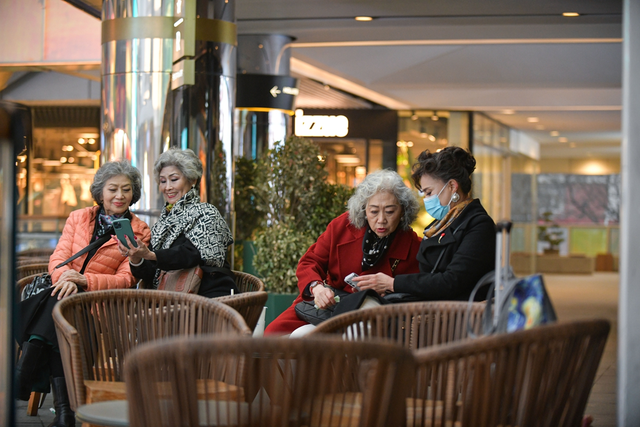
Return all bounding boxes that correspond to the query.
[394,199,496,301]
[131,234,237,298]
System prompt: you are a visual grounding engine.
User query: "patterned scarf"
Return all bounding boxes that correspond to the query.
[361,224,398,271]
[150,188,233,268]
[95,207,130,240]
[424,198,473,239]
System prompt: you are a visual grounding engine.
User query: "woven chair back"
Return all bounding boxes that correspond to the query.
[52,290,252,411]
[411,319,610,427]
[17,248,54,259]
[310,301,486,350]
[216,291,268,332]
[16,263,49,280]
[125,336,416,427]
[232,270,265,293]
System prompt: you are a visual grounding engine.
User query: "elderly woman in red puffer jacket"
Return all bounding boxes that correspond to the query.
[16,160,150,427]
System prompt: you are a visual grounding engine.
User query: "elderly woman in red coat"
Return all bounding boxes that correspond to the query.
[265,169,422,336]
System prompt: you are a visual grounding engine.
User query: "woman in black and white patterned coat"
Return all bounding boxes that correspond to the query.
[119,148,238,297]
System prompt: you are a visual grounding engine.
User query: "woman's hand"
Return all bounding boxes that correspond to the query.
[312,285,337,310]
[51,280,78,300]
[352,273,394,296]
[58,269,87,288]
[115,235,156,264]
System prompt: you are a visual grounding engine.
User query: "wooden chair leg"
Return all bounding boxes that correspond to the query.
[26,392,42,416]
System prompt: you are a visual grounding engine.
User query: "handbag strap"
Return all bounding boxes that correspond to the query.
[53,233,112,270]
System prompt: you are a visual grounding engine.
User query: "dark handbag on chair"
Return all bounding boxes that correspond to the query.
[21,234,111,301]
[157,266,204,294]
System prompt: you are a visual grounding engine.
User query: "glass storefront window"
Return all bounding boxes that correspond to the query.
[314,138,384,187]
[27,127,100,217]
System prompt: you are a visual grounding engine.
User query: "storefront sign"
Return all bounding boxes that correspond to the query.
[293,109,398,140]
[294,110,349,137]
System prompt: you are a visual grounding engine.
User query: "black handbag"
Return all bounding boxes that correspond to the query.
[295,287,350,325]
[21,233,111,301]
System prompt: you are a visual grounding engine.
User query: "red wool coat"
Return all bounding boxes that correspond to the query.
[48,206,151,291]
[264,212,422,335]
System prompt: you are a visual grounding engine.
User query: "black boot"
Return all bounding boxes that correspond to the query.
[15,340,48,400]
[48,377,76,427]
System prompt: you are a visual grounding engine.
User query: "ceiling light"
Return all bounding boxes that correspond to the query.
[396,141,405,147]
[562,12,580,17]
[411,111,418,121]
[68,157,75,163]
[501,109,515,115]
[431,115,439,121]
[420,133,428,138]
[558,137,568,143]
[407,141,414,147]
[88,138,96,145]
[323,84,331,91]
[527,117,539,123]
[550,131,559,136]
[428,135,436,142]
[78,138,85,144]
[60,157,68,163]
[355,16,373,21]
[334,154,361,164]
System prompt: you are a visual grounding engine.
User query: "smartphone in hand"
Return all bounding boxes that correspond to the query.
[344,273,361,291]
[112,218,138,249]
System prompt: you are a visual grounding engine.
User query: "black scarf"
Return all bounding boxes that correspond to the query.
[361,224,398,271]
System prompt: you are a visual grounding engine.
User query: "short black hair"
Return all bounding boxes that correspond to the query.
[411,146,476,195]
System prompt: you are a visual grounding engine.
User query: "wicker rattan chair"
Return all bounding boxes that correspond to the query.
[232,270,265,293]
[309,301,486,350]
[124,336,416,427]
[52,290,252,411]
[409,319,610,427]
[16,263,49,281]
[17,257,51,267]
[17,248,55,259]
[216,291,268,332]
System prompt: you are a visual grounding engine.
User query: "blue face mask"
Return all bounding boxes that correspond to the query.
[422,181,452,220]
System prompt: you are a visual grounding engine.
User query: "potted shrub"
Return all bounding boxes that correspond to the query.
[249,136,353,325]
[538,211,565,255]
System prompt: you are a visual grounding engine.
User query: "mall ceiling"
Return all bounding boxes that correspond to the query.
[64,0,624,159]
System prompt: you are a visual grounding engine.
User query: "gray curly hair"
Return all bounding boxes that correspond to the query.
[90,160,142,205]
[347,169,420,230]
[154,148,203,185]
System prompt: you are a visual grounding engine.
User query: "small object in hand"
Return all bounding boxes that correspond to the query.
[344,273,361,291]
[314,295,341,310]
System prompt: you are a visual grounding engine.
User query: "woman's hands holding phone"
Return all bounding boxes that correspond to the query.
[115,235,156,264]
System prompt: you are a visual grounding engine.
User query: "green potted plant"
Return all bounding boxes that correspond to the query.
[538,211,565,255]
[233,157,264,274]
[249,135,353,325]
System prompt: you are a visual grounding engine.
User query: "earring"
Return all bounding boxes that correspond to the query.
[451,192,460,203]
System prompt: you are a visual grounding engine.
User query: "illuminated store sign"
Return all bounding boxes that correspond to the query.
[294,109,349,138]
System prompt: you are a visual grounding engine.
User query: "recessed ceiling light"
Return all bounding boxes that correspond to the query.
[562,12,580,17]
[559,137,568,143]
[550,131,559,136]
[527,117,539,123]
[355,16,373,21]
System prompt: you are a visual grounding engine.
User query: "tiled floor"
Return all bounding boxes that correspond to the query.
[14,272,620,426]
[544,272,619,427]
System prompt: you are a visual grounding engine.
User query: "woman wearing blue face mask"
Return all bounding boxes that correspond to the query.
[353,146,495,302]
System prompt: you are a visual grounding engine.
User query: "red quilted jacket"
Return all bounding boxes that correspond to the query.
[48,206,151,291]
